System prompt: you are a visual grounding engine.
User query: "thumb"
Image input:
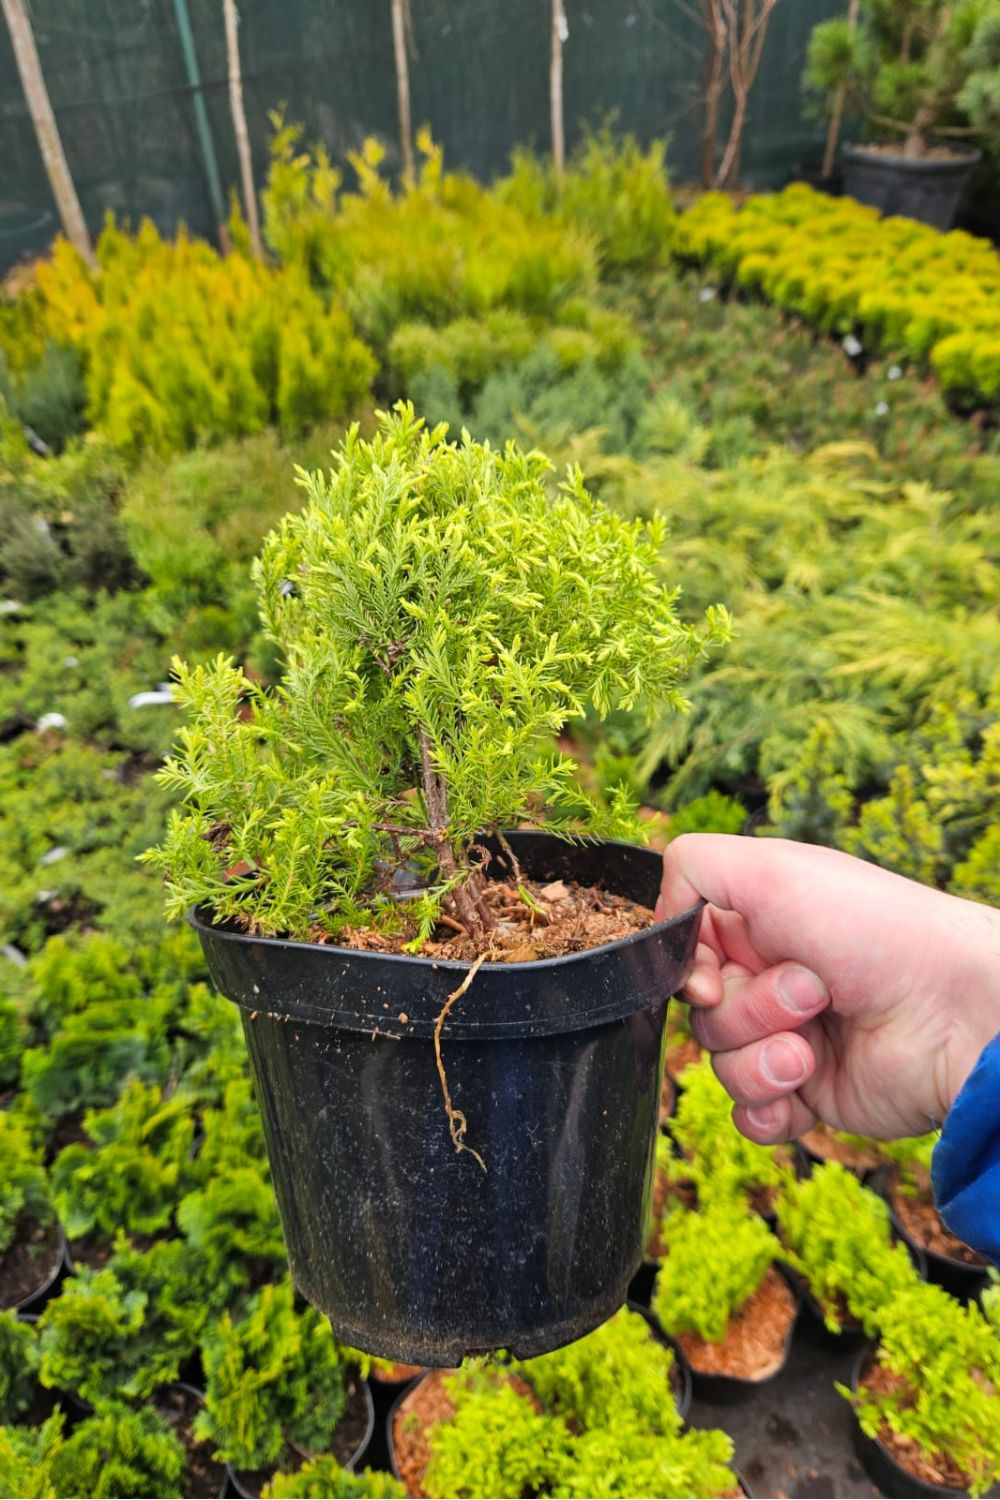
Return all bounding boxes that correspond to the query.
[656,833,764,920]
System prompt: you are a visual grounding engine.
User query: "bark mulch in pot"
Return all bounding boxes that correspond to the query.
[332,877,655,963]
[0,1219,63,1309]
[888,1172,987,1269]
[862,1358,972,1493]
[677,1266,797,1382]
[392,1370,537,1500]
[373,1361,426,1385]
[801,1126,882,1173]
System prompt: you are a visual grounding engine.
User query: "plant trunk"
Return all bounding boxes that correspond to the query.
[2,0,95,266]
[821,0,859,179]
[390,0,414,183]
[550,0,566,184]
[418,732,486,937]
[903,103,934,159]
[700,0,725,187]
[222,0,263,258]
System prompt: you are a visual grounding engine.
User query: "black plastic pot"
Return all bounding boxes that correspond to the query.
[9,1222,68,1314]
[625,1299,692,1420]
[647,1265,800,1404]
[228,1380,376,1499]
[870,1166,989,1300]
[192,832,702,1366]
[849,1344,988,1499]
[842,143,980,231]
[151,1383,227,1500]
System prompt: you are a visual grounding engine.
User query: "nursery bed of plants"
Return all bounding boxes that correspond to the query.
[2,124,1000,1499]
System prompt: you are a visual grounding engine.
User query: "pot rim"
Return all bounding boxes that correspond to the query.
[189,832,702,979]
[843,141,981,171]
[10,1219,67,1314]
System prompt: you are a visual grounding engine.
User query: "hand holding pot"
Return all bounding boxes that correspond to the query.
[656,835,1000,1145]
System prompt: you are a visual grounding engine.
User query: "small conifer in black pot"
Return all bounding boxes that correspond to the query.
[145,404,727,1364]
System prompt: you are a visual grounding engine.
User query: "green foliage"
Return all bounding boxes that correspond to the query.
[776,1163,921,1333]
[0,994,26,1091]
[196,1281,349,1472]
[0,340,86,454]
[38,1240,206,1403]
[121,421,355,668]
[0,1313,40,1425]
[48,1404,185,1500]
[501,127,676,272]
[842,1282,1000,1497]
[553,1424,737,1500]
[516,1306,682,1436]
[666,1056,795,1209]
[146,404,726,940]
[803,0,995,156]
[675,186,1000,408]
[0,1412,62,1500]
[0,414,133,604]
[35,222,375,458]
[423,1374,568,1500]
[959,8,1000,157]
[20,1002,169,1118]
[0,1113,52,1254]
[263,1458,405,1499]
[176,1168,285,1300]
[263,123,597,347]
[652,1201,777,1343]
[51,1079,195,1239]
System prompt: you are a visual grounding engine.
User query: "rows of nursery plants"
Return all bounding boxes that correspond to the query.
[2,125,1000,1498]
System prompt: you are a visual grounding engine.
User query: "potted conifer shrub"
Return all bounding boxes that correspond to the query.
[842,1282,1000,1498]
[776,1163,923,1346]
[146,404,726,1363]
[803,0,994,228]
[651,1200,798,1399]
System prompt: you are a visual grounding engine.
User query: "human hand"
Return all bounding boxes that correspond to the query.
[656,835,1000,1145]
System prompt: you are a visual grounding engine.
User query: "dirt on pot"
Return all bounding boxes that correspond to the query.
[676,1266,795,1381]
[392,1370,538,1499]
[863,1359,972,1492]
[0,1219,62,1308]
[152,1386,227,1500]
[889,1171,987,1268]
[327,877,655,964]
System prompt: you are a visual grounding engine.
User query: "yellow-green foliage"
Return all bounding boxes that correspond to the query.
[34,219,375,457]
[675,186,1000,404]
[263,122,598,347]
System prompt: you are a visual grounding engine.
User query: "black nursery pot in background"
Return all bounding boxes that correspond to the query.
[192,832,702,1367]
[842,144,980,231]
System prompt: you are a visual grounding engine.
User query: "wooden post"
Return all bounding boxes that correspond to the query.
[1,0,95,266]
[390,0,414,183]
[550,0,566,183]
[222,0,262,256]
[821,0,859,179]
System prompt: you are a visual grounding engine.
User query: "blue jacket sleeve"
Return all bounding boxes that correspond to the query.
[931,1031,1000,1267]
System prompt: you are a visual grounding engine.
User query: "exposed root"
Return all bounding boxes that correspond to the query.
[433,950,492,1172]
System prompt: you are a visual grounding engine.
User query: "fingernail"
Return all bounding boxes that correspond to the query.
[746,1104,780,1133]
[762,1037,806,1086]
[777,965,828,1015]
